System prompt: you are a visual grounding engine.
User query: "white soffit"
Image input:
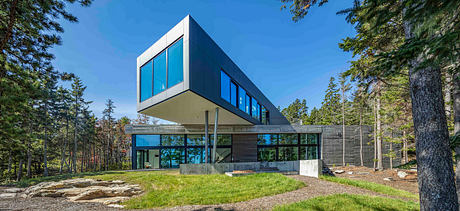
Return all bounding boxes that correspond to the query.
[140,91,253,125]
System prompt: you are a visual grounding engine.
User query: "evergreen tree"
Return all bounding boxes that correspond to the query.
[320,77,341,125]
[281,99,308,124]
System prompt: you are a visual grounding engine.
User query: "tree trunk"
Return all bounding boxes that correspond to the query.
[404,18,458,210]
[445,72,452,122]
[7,151,12,175]
[403,130,408,164]
[359,110,364,166]
[453,70,460,202]
[27,146,32,178]
[373,100,377,169]
[342,86,346,166]
[376,81,383,170]
[73,102,78,174]
[17,158,23,181]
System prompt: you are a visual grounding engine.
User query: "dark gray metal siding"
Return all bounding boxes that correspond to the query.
[187,16,289,125]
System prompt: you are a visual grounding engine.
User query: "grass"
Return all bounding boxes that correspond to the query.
[320,175,418,200]
[273,194,420,211]
[84,170,305,209]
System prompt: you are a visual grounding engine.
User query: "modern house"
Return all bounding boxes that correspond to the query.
[126,15,400,170]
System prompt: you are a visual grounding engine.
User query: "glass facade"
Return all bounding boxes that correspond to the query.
[139,38,183,101]
[136,135,160,147]
[230,81,237,107]
[140,62,153,102]
[161,135,185,146]
[221,71,231,102]
[133,133,319,169]
[257,133,319,162]
[252,98,259,120]
[245,94,251,114]
[238,87,246,111]
[167,39,183,88]
[261,106,269,125]
[133,134,233,169]
[160,148,185,168]
[153,51,167,95]
[219,70,265,123]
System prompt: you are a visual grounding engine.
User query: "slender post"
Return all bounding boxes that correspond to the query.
[204,110,209,163]
[212,107,219,163]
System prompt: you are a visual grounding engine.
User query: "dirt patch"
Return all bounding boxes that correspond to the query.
[331,166,418,194]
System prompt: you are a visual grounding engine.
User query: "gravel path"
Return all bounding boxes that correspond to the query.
[157,175,413,211]
[0,197,120,211]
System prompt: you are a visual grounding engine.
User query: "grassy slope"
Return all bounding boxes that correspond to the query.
[273,194,419,211]
[86,171,305,209]
[320,175,418,200]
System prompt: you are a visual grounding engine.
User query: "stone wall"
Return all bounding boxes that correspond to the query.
[321,125,401,168]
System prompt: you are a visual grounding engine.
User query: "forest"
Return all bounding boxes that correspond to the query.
[280,0,459,209]
[0,0,161,183]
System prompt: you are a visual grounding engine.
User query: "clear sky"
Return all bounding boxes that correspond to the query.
[51,0,356,120]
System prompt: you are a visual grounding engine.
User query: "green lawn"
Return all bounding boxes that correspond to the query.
[273,194,420,211]
[84,170,305,209]
[320,176,418,200]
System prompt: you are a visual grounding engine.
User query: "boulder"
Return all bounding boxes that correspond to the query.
[3,188,24,193]
[24,178,142,208]
[0,193,17,198]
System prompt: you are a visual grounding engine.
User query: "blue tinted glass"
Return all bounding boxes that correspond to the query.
[252,98,258,119]
[135,135,160,147]
[161,135,185,146]
[245,94,251,114]
[140,61,153,101]
[257,134,278,145]
[221,71,230,102]
[160,148,185,168]
[167,39,183,88]
[187,148,204,164]
[257,103,261,120]
[230,82,237,106]
[238,87,246,111]
[154,51,167,95]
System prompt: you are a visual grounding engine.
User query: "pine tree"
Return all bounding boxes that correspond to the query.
[320,77,341,125]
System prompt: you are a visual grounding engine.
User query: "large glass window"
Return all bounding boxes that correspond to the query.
[153,51,167,95]
[300,146,318,160]
[161,135,185,146]
[209,134,232,145]
[279,134,298,145]
[221,71,231,102]
[252,98,258,119]
[261,106,269,125]
[136,135,160,147]
[187,148,205,164]
[167,39,183,88]
[136,149,160,169]
[257,133,319,162]
[300,134,318,144]
[258,147,276,162]
[215,148,231,163]
[140,61,153,102]
[238,87,246,111]
[257,134,278,145]
[187,134,205,146]
[279,147,298,161]
[245,94,251,114]
[230,82,237,107]
[160,148,185,168]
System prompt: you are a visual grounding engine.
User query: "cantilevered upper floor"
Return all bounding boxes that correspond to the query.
[137,15,289,125]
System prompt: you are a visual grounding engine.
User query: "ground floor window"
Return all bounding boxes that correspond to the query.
[133,134,232,169]
[257,133,319,162]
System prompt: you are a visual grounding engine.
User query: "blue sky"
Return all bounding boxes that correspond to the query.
[51,0,356,120]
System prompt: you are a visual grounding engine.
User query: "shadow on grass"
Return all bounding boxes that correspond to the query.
[7,171,125,188]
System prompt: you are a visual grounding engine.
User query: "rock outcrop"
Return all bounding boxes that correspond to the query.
[1,178,141,208]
